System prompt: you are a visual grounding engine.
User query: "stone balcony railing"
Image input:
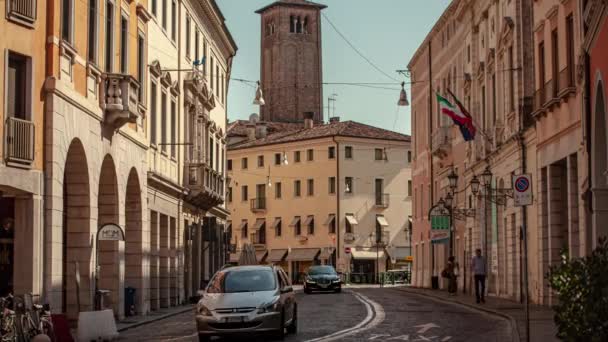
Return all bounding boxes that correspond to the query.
[4,116,35,167]
[558,66,576,99]
[7,0,36,25]
[100,73,140,129]
[185,162,225,210]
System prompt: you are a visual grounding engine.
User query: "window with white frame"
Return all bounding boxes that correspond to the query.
[105,0,114,72]
[88,0,98,63]
[120,13,128,73]
[61,0,73,43]
[185,16,191,58]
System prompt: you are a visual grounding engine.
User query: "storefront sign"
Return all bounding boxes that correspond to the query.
[98,223,125,241]
[429,203,451,244]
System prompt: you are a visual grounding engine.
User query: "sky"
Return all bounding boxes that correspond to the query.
[217,0,451,135]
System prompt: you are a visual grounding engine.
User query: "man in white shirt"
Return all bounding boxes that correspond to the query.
[471,248,486,303]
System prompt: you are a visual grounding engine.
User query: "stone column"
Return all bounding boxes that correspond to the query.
[567,154,580,258]
[150,211,160,310]
[192,220,201,293]
[159,214,170,308]
[169,217,177,306]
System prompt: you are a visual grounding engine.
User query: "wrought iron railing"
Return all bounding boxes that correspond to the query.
[250,198,267,211]
[7,0,37,23]
[375,193,390,208]
[5,117,35,165]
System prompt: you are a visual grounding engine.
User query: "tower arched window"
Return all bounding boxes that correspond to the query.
[296,16,302,33]
[290,15,295,33]
[303,16,309,34]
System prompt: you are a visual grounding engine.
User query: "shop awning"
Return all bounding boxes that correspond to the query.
[256,249,268,263]
[351,247,386,260]
[253,218,266,230]
[303,215,314,226]
[239,220,248,230]
[289,217,301,226]
[226,221,232,230]
[385,247,412,263]
[376,215,389,227]
[345,214,358,225]
[323,214,335,225]
[267,249,288,262]
[285,248,320,261]
[272,218,282,229]
[319,247,335,260]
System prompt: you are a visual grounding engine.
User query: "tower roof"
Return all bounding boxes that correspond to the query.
[255,0,327,14]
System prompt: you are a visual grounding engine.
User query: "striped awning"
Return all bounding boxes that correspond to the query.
[256,249,268,263]
[345,214,358,225]
[272,218,282,229]
[253,218,266,230]
[285,248,320,261]
[239,220,248,230]
[267,249,288,262]
[303,215,314,226]
[376,215,389,227]
[323,214,335,225]
[289,217,301,226]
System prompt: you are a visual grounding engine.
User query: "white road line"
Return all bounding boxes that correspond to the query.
[305,291,385,342]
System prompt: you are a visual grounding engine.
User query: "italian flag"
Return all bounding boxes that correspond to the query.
[436,93,476,141]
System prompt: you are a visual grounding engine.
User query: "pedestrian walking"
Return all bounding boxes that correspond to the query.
[446,256,458,295]
[471,248,486,303]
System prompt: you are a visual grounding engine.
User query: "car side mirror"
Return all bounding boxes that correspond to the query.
[280,286,293,294]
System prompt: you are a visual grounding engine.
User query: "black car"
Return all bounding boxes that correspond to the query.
[303,265,342,294]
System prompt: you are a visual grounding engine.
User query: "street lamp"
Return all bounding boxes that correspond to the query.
[470,175,480,195]
[445,192,454,208]
[447,169,459,191]
[253,81,265,106]
[481,166,493,187]
[398,82,410,106]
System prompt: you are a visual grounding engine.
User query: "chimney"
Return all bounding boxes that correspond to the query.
[304,112,314,129]
[329,116,340,123]
[246,123,256,141]
[255,122,268,138]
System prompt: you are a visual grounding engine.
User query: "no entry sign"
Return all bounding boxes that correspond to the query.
[513,174,532,206]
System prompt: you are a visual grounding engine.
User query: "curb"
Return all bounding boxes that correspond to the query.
[392,288,520,342]
[117,305,195,332]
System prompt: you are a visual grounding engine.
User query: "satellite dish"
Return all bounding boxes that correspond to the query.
[249,113,260,124]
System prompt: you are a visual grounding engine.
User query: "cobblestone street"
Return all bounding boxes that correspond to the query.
[118,288,512,341]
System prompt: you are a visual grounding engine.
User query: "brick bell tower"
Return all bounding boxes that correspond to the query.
[256,0,326,123]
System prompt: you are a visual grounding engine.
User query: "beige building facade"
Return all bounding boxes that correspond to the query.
[227,117,412,283]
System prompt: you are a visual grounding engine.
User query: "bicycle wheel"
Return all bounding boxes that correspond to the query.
[40,319,56,342]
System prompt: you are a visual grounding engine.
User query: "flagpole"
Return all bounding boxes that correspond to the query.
[446,89,493,143]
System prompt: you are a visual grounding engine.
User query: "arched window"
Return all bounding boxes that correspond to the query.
[296,16,302,33]
[303,16,309,34]
[290,15,295,33]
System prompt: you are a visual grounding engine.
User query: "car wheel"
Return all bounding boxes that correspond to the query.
[272,310,285,340]
[287,304,297,334]
[198,334,211,342]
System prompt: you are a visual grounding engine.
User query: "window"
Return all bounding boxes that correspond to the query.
[345,177,353,194]
[216,65,220,96]
[407,151,412,163]
[257,155,264,167]
[227,187,232,202]
[137,32,145,102]
[328,146,335,159]
[161,91,167,152]
[61,0,73,42]
[216,143,219,170]
[294,180,301,197]
[7,53,28,120]
[275,182,282,199]
[203,40,208,74]
[345,146,353,159]
[328,215,336,234]
[375,179,384,205]
[408,180,412,197]
[185,16,191,57]
[329,177,336,194]
[162,0,167,30]
[120,14,128,73]
[241,185,248,201]
[170,99,176,157]
[492,74,497,123]
[467,44,470,63]
[307,149,314,161]
[307,179,314,196]
[345,214,353,234]
[171,0,176,41]
[241,157,248,169]
[150,81,157,144]
[509,46,515,111]
[290,15,295,33]
[88,0,98,63]
[274,153,281,165]
[566,15,575,85]
[241,220,247,239]
[210,57,214,91]
[374,148,383,160]
[538,41,546,89]
[194,30,199,61]
[481,86,486,129]
[307,216,315,235]
[275,218,282,237]
[105,1,114,71]
[551,29,558,95]
[151,0,157,16]
[294,151,301,163]
[294,216,301,236]
[227,159,233,171]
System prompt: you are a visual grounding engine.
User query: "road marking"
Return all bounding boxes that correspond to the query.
[414,323,440,334]
[306,291,385,342]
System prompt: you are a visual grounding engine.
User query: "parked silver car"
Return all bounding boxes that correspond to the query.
[196,265,297,341]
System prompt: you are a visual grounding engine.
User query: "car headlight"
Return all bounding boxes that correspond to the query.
[305,277,316,283]
[258,299,280,314]
[332,278,341,283]
[197,304,213,316]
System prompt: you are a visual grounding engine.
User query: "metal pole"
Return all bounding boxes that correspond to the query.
[484,184,490,295]
[449,207,454,257]
[522,220,530,342]
[376,243,379,285]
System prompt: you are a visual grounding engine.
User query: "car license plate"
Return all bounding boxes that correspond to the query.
[225,316,245,323]
[319,283,328,288]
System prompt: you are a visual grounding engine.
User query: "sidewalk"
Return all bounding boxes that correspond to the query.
[116,304,195,332]
[395,287,558,342]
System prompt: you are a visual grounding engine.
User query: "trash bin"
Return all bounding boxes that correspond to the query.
[125,287,136,316]
[431,276,439,289]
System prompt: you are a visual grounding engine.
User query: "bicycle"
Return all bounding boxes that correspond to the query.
[0,294,18,342]
[17,294,55,342]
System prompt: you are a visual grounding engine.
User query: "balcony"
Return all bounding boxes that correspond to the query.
[100,73,140,129]
[250,198,267,212]
[374,193,389,208]
[7,0,37,25]
[558,66,576,100]
[431,126,452,158]
[533,86,546,117]
[4,117,35,167]
[544,79,559,108]
[184,163,225,210]
[250,232,266,248]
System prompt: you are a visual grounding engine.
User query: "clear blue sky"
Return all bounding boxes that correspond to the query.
[217,0,450,135]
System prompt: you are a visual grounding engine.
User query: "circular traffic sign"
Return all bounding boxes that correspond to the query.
[345,247,351,254]
[515,176,530,192]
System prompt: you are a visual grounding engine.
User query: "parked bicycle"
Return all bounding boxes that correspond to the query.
[0,294,55,342]
[1,294,19,342]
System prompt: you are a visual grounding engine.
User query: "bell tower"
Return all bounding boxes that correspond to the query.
[256,0,326,123]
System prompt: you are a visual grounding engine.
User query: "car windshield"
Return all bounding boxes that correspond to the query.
[206,269,276,293]
[307,266,337,275]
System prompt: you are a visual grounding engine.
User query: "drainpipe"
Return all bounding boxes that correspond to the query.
[428,40,435,288]
[332,137,340,274]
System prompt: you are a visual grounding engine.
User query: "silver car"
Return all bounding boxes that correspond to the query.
[196,265,297,341]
